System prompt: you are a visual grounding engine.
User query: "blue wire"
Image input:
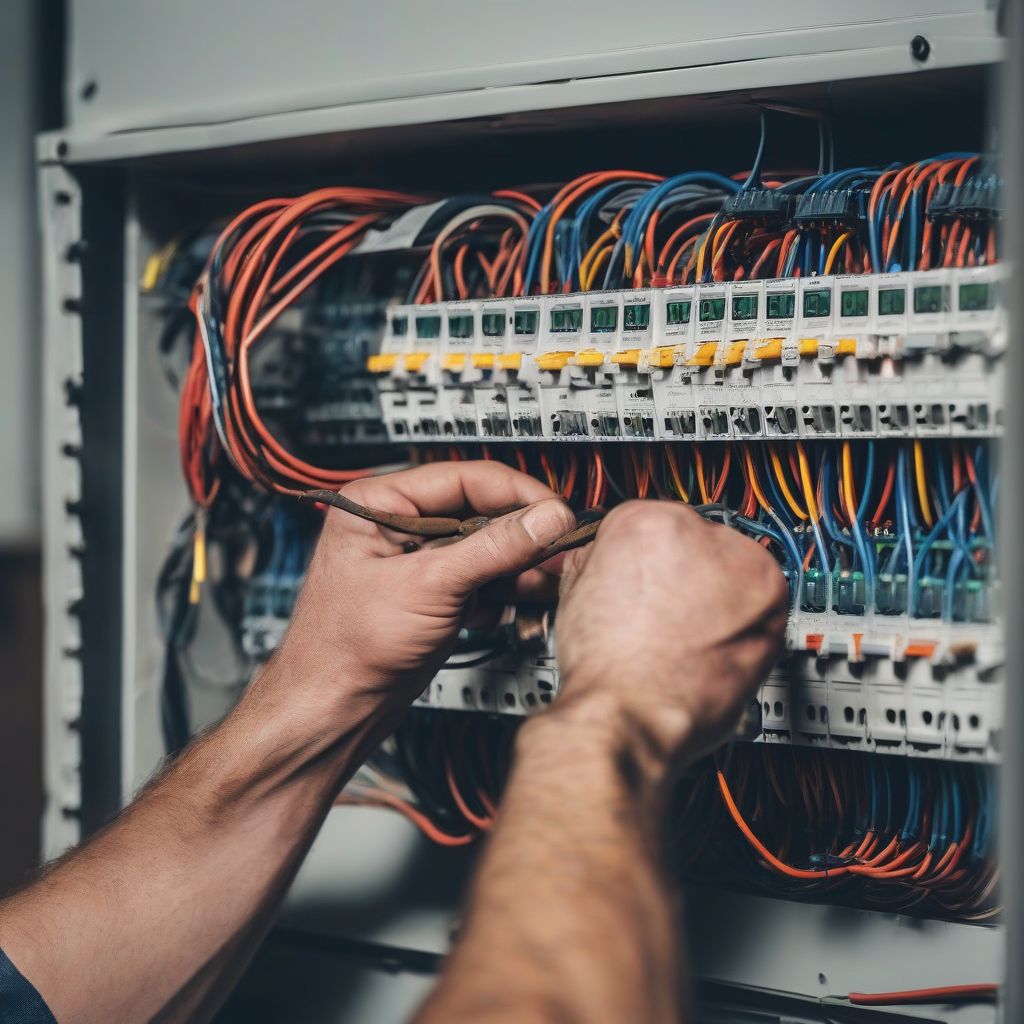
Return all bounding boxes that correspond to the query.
[971,443,996,548]
[912,489,966,603]
[895,449,916,591]
[856,441,875,522]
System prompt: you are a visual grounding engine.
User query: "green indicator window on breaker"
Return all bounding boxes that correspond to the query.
[448,315,474,339]
[416,315,442,340]
[514,310,539,335]
[481,312,506,337]
[877,288,906,316]
[914,285,948,314]
[802,289,831,318]
[840,290,869,318]
[959,283,995,312]
[590,306,618,333]
[699,297,725,323]
[391,316,409,337]
[551,307,583,333]
[666,300,691,326]
[731,294,758,321]
[623,303,651,331]
[766,292,795,319]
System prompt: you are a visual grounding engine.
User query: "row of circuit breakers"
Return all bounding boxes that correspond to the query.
[368,267,1004,442]
[363,268,1006,760]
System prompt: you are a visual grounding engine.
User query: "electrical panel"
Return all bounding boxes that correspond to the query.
[41,8,1015,1021]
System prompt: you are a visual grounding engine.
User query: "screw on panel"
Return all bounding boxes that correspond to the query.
[65,240,89,263]
[63,378,84,406]
[80,80,98,101]
[911,35,931,62]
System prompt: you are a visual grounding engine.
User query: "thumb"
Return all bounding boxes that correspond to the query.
[431,499,576,596]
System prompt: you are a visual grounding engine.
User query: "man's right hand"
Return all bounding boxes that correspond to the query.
[553,500,789,768]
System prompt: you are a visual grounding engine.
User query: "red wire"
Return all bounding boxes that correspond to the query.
[848,984,997,1006]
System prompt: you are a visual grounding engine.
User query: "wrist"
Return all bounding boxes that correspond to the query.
[516,691,693,805]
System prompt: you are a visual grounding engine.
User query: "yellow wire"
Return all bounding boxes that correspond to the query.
[694,225,715,282]
[823,232,851,275]
[743,446,772,513]
[579,222,620,286]
[583,246,614,291]
[913,440,934,528]
[140,238,180,291]
[796,442,821,523]
[693,445,711,505]
[710,222,738,277]
[623,241,633,279]
[665,445,689,502]
[840,441,858,524]
[189,526,207,605]
[769,446,808,520]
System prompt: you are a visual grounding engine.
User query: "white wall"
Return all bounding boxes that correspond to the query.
[0,0,41,544]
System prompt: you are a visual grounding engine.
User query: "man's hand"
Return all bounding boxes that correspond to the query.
[278,460,574,720]
[553,500,789,768]
[0,461,574,1024]
[415,500,788,1024]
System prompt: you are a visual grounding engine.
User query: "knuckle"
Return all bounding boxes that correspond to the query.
[603,499,687,536]
[338,478,374,502]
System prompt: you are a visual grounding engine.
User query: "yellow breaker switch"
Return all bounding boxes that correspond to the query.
[573,350,606,367]
[798,339,820,357]
[472,353,495,370]
[404,352,430,373]
[686,342,718,367]
[442,353,467,371]
[536,351,572,372]
[611,349,641,367]
[724,340,747,366]
[834,338,857,356]
[366,353,398,374]
[754,338,783,362]
[648,346,677,369]
[498,353,523,371]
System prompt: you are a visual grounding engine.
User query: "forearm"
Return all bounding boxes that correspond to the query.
[415,696,689,1024]
[0,646,393,1024]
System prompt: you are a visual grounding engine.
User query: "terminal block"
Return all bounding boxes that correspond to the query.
[372,268,1006,443]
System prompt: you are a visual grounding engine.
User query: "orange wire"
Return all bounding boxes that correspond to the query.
[337,792,475,847]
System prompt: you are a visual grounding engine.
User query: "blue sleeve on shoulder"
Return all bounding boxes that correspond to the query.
[0,949,57,1024]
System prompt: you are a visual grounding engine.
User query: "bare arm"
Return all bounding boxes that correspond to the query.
[415,501,789,1024]
[0,462,573,1024]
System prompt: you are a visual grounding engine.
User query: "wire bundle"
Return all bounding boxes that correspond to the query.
[343,711,997,921]
[340,712,515,846]
[406,192,541,302]
[162,149,997,508]
[180,188,423,503]
[414,439,997,623]
[684,745,998,920]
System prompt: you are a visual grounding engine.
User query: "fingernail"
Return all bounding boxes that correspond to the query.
[520,500,574,546]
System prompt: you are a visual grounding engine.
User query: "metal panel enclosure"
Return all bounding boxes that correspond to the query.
[68,0,997,134]
[42,3,1015,1022]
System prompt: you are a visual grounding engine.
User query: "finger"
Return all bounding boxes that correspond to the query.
[558,545,593,597]
[477,568,561,606]
[342,461,559,520]
[424,498,575,597]
[512,568,561,603]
